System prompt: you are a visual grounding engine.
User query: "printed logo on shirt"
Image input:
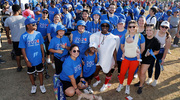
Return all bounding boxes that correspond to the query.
[56,43,67,49]
[86,61,94,67]
[39,23,48,28]
[48,11,55,14]
[74,37,87,43]
[74,64,82,73]
[27,39,40,47]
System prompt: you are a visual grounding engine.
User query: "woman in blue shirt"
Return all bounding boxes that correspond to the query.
[60,44,88,97]
[87,10,101,34]
[48,25,70,75]
[70,20,91,58]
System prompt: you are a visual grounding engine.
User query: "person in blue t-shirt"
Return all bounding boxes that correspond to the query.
[138,9,146,20]
[70,20,91,58]
[116,20,145,94]
[162,10,172,21]
[82,10,91,29]
[125,9,135,29]
[82,42,99,94]
[87,10,101,34]
[37,8,51,64]
[91,0,101,13]
[74,5,83,24]
[48,0,60,22]
[60,44,88,96]
[111,19,127,76]
[114,6,126,21]
[133,3,140,21]
[62,5,73,30]
[48,25,70,75]
[19,18,46,94]
[47,14,62,68]
[34,7,42,21]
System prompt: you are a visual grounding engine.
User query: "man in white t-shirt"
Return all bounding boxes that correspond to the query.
[4,5,26,72]
[146,6,158,27]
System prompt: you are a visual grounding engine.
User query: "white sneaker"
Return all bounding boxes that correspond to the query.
[31,85,37,94]
[83,88,90,94]
[51,63,55,69]
[46,58,51,63]
[168,49,171,54]
[125,85,130,95]
[134,73,138,78]
[146,78,152,85]
[100,84,111,92]
[172,44,178,48]
[137,59,142,62]
[93,80,101,87]
[151,80,158,87]
[40,85,46,93]
[116,84,123,92]
[88,86,94,94]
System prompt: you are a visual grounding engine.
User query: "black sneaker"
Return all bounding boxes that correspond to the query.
[134,81,140,87]
[17,67,22,72]
[0,59,5,64]
[137,87,143,94]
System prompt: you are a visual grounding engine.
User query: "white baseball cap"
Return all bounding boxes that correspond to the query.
[161,21,170,28]
[89,42,98,48]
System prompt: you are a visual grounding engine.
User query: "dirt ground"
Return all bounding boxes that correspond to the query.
[0,17,180,100]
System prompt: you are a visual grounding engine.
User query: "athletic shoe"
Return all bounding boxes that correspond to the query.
[134,81,140,87]
[46,58,51,64]
[134,73,138,78]
[93,80,101,87]
[172,44,178,48]
[17,67,22,72]
[116,84,123,92]
[51,63,55,69]
[151,80,158,87]
[125,85,130,95]
[88,86,94,94]
[31,85,37,94]
[100,84,111,92]
[137,87,143,94]
[83,88,90,94]
[168,49,171,54]
[40,85,46,93]
[146,78,152,85]
[0,59,5,64]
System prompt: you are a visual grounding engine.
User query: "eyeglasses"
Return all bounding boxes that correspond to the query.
[30,23,36,26]
[43,12,48,14]
[73,50,80,53]
[161,26,168,29]
[101,25,109,27]
[146,24,154,27]
[128,26,136,28]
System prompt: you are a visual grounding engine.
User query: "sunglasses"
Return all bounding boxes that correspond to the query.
[30,23,36,26]
[43,12,48,14]
[73,50,80,53]
[146,24,154,27]
[128,26,136,28]
[101,25,109,27]
[161,26,168,29]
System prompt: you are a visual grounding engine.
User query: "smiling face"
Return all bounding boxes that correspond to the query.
[53,14,60,23]
[70,46,80,58]
[109,5,116,14]
[93,14,100,20]
[57,30,65,37]
[146,26,154,37]
[160,25,169,33]
[138,17,146,27]
[128,23,138,33]
[78,25,85,33]
[101,23,109,33]
[117,22,125,29]
[89,47,96,53]
[82,11,89,19]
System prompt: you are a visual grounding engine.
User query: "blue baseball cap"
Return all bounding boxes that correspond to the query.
[128,9,134,13]
[167,10,172,13]
[25,18,37,26]
[118,19,125,24]
[116,7,123,13]
[42,8,48,12]
[141,9,145,13]
[62,0,69,4]
[124,8,128,13]
[34,7,41,12]
[99,20,113,32]
[173,9,179,13]
[105,2,110,8]
[63,5,69,9]
[91,10,101,19]
[94,0,99,4]
[77,20,86,27]
[76,5,83,11]
[135,2,138,6]
[56,25,67,33]
[117,2,121,7]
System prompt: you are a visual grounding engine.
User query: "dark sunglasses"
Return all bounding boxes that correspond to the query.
[101,25,109,27]
[128,26,136,28]
[43,12,48,14]
[161,26,168,29]
[146,24,154,27]
[73,50,80,53]
[30,23,36,26]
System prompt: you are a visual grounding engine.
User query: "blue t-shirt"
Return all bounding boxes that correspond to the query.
[111,29,127,61]
[19,31,44,66]
[32,0,38,8]
[87,21,100,33]
[60,56,82,81]
[72,31,91,57]
[114,13,126,21]
[101,14,119,28]
[37,18,51,38]
[35,14,42,21]
[62,12,73,29]
[82,53,99,78]
[125,16,132,29]
[133,7,140,21]
[47,22,62,38]
[155,12,164,21]
[120,34,145,61]
[48,36,70,60]
[48,6,60,22]
[162,13,171,21]
[70,11,76,18]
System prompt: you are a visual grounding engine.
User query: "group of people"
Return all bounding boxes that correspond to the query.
[1,0,179,99]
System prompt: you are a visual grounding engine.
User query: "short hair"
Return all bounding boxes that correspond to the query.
[12,5,21,13]
[109,3,116,8]
[150,7,157,14]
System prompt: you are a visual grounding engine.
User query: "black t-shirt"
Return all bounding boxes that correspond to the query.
[142,34,161,57]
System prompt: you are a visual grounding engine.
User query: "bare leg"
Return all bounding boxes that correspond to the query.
[29,74,35,85]
[38,72,43,85]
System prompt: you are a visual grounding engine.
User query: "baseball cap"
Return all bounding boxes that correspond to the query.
[34,7,41,12]
[161,21,170,27]
[89,42,98,48]
[42,8,48,12]
[25,18,37,26]
[118,19,125,24]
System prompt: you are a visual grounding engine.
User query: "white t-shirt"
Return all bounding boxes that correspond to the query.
[146,16,157,26]
[20,0,29,11]
[4,15,26,42]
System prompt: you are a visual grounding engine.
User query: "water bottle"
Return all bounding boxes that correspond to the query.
[159,60,164,71]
